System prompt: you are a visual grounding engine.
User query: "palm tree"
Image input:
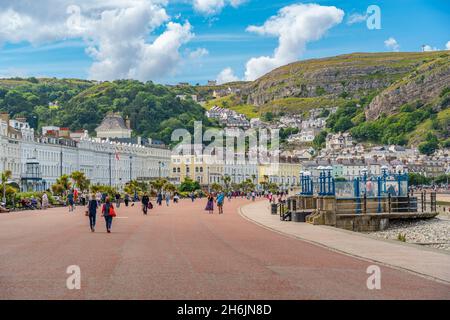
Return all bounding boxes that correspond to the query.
[1,170,12,204]
[150,178,168,192]
[222,175,231,191]
[70,171,89,192]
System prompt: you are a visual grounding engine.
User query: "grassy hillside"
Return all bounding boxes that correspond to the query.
[0,78,214,144]
[203,94,259,118]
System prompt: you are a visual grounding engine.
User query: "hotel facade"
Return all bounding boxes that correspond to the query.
[0,113,171,191]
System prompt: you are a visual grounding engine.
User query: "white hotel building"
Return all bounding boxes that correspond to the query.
[0,113,171,191]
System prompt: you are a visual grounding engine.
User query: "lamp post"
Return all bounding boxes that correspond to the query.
[129,155,132,182]
[158,161,162,179]
[109,153,112,187]
[361,168,368,194]
[1,157,6,204]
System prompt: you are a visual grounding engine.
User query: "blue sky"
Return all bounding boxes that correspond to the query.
[0,0,449,84]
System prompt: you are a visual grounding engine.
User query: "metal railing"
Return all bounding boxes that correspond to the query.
[334,192,437,215]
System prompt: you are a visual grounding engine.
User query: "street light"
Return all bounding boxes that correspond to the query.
[129,155,132,182]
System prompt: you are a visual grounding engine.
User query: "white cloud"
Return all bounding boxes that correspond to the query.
[422,44,438,52]
[446,41,450,50]
[347,12,367,25]
[216,67,239,84]
[384,37,400,52]
[193,0,246,16]
[0,0,194,81]
[243,4,344,81]
[189,48,209,59]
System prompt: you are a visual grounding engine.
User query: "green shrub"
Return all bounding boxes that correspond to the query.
[397,233,407,242]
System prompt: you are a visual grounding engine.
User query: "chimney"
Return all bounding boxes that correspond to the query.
[0,112,9,123]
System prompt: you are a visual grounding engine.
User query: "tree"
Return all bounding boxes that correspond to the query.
[222,175,231,191]
[211,183,223,193]
[164,182,177,193]
[51,183,64,196]
[52,174,72,196]
[239,179,256,193]
[179,177,201,192]
[408,173,431,186]
[434,174,450,185]
[1,170,12,203]
[313,130,327,150]
[150,179,168,192]
[70,171,89,191]
[418,133,439,156]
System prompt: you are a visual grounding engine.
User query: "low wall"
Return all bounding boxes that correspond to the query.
[286,195,434,232]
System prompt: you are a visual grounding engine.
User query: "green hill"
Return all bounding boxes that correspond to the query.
[0,78,214,144]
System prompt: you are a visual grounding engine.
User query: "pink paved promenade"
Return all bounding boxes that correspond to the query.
[0,198,449,299]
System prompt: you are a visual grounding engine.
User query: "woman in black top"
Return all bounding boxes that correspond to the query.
[142,193,150,215]
[87,194,98,232]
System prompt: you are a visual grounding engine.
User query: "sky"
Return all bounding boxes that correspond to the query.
[0,0,449,85]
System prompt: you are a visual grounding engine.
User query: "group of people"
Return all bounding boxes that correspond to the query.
[86,194,116,233]
[141,191,181,215]
[82,188,281,233]
[205,192,226,214]
[155,191,180,207]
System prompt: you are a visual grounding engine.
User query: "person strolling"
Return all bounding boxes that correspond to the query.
[217,192,225,215]
[157,192,163,206]
[205,194,214,214]
[165,192,171,207]
[67,190,75,212]
[87,194,98,232]
[142,192,150,215]
[101,197,115,233]
[41,193,49,210]
[115,192,121,208]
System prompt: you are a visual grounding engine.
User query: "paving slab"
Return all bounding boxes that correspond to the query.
[240,200,450,284]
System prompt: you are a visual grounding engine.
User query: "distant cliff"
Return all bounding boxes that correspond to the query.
[233,51,449,114]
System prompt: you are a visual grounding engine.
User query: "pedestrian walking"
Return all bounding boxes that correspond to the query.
[101,197,116,233]
[165,192,171,206]
[157,192,163,206]
[67,190,75,212]
[205,194,214,214]
[217,192,225,214]
[41,193,49,210]
[115,192,121,208]
[87,194,98,232]
[190,192,195,202]
[124,194,130,207]
[96,191,102,206]
[142,192,150,215]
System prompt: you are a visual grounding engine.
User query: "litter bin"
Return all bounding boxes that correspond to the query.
[271,203,278,215]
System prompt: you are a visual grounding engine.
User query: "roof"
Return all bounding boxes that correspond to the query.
[96,113,130,132]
